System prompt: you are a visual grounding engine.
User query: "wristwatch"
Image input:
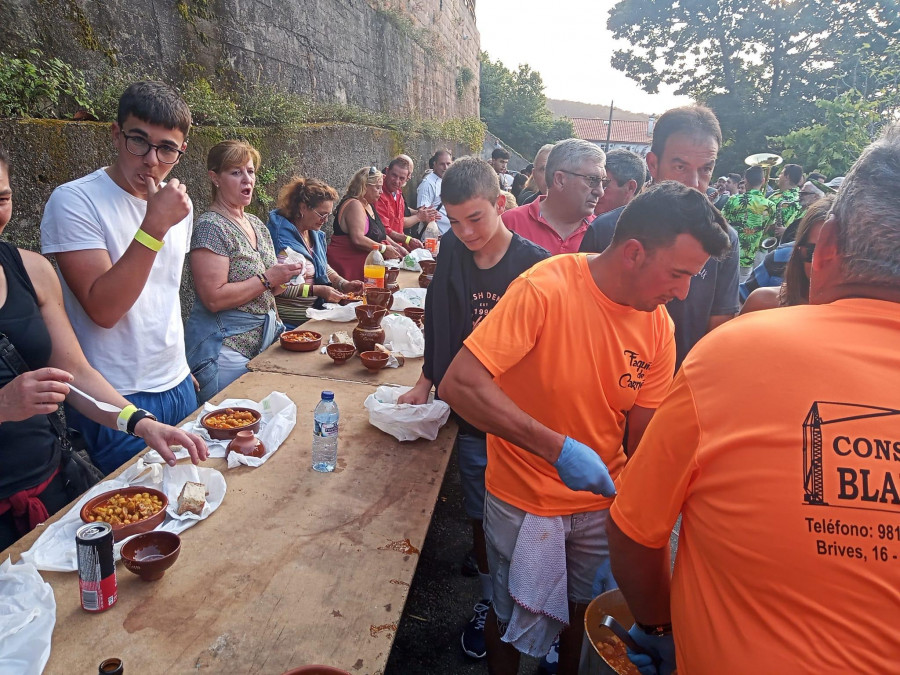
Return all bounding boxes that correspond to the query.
[126,409,158,436]
[635,621,673,637]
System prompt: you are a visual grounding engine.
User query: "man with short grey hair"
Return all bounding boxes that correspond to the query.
[593,149,646,216]
[502,139,606,254]
[608,124,900,673]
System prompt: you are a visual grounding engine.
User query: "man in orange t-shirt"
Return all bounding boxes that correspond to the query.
[441,181,732,675]
[609,126,900,674]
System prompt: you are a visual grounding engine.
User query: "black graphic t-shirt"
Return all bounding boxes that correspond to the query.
[470,263,516,331]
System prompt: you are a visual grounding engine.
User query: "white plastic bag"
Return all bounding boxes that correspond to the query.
[389,288,427,311]
[382,314,425,357]
[400,248,433,273]
[0,558,55,675]
[364,385,451,441]
[305,302,362,322]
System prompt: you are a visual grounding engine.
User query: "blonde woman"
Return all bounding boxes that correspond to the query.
[185,140,304,403]
[326,167,400,281]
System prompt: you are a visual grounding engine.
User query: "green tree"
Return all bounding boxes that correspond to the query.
[479,52,574,158]
[768,92,880,176]
[607,0,900,171]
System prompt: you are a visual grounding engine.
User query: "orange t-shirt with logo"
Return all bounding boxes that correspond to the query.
[463,254,675,516]
[611,298,900,673]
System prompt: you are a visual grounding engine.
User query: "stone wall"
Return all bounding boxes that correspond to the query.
[0,0,480,121]
[0,119,472,253]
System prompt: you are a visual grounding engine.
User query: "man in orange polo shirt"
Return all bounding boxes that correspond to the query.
[501,139,606,255]
[441,181,731,675]
[608,126,900,674]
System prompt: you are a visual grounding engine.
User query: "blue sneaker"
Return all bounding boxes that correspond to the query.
[460,599,490,658]
[537,634,560,674]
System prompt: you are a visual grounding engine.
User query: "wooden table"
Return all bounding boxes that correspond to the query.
[2,371,456,675]
[249,268,427,387]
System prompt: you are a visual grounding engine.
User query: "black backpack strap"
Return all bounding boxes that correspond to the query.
[0,332,69,439]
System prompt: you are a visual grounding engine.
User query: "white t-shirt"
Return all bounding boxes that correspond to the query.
[41,168,192,395]
[416,172,451,235]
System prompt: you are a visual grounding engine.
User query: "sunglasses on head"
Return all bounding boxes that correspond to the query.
[369,166,378,175]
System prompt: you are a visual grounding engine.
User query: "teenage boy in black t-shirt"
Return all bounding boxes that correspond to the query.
[399,157,549,660]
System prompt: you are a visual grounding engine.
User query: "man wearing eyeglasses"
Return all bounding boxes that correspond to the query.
[40,81,197,473]
[501,139,606,255]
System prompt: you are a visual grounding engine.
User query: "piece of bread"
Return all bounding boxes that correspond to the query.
[176,481,206,516]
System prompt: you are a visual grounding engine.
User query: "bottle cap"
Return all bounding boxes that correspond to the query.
[321,391,334,401]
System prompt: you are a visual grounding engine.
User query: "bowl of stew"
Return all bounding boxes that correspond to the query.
[199,406,262,440]
[80,487,169,542]
[280,329,322,352]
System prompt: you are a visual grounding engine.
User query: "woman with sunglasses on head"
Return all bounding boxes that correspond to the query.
[185,140,305,404]
[326,167,401,282]
[265,176,365,328]
[740,196,834,314]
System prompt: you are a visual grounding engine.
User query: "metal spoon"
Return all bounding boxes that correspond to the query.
[67,383,122,414]
[600,614,661,666]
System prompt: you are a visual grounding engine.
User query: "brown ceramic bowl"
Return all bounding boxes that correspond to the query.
[199,406,262,441]
[326,343,355,364]
[280,329,322,352]
[281,667,351,675]
[80,487,168,543]
[403,307,425,325]
[359,350,389,372]
[121,530,181,581]
[364,287,393,309]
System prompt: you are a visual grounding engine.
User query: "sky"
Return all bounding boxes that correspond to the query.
[475,0,691,115]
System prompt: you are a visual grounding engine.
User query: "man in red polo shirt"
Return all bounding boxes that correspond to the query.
[501,139,606,255]
[376,154,436,248]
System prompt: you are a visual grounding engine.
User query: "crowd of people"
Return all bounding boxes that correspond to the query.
[1,78,898,674]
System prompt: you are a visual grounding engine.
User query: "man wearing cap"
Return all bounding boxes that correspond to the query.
[779,180,826,243]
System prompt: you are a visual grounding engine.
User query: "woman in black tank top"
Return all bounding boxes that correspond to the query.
[0,147,210,550]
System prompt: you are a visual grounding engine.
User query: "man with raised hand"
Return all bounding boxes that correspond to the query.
[41,81,196,474]
[441,181,731,675]
[609,124,900,675]
[580,106,741,369]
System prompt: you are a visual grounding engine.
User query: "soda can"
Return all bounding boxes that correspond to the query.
[76,522,117,612]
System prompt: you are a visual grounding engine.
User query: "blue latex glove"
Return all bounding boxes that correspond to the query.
[626,624,676,675]
[591,557,618,597]
[552,437,616,496]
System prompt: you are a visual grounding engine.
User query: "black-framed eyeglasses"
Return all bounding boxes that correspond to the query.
[798,243,816,263]
[559,170,606,189]
[122,133,184,164]
[799,191,817,197]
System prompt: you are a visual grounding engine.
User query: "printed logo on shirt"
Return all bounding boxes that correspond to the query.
[472,291,503,329]
[801,401,900,562]
[618,349,653,391]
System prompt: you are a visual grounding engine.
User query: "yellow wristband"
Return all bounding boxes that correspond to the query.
[134,228,164,252]
[301,284,311,298]
[404,236,412,245]
[117,404,138,433]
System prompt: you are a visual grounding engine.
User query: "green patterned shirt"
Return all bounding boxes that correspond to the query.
[722,189,776,267]
[769,186,803,235]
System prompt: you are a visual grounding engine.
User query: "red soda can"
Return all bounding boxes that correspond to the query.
[76,522,117,612]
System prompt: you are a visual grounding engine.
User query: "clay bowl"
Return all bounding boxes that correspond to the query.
[326,343,355,364]
[403,307,425,326]
[226,430,266,458]
[359,350,389,372]
[280,329,322,352]
[121,530,181,581]
[80,487,168,543]
[281,666,350,675]
[364,287,393,309]
[199,406,262,441]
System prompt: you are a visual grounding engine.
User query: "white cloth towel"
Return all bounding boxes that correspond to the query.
[502,513,569,657]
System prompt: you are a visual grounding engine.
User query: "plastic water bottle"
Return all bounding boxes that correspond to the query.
[312,391,339,472]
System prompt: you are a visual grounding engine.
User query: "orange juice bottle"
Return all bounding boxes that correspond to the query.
[363,244,386,288]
